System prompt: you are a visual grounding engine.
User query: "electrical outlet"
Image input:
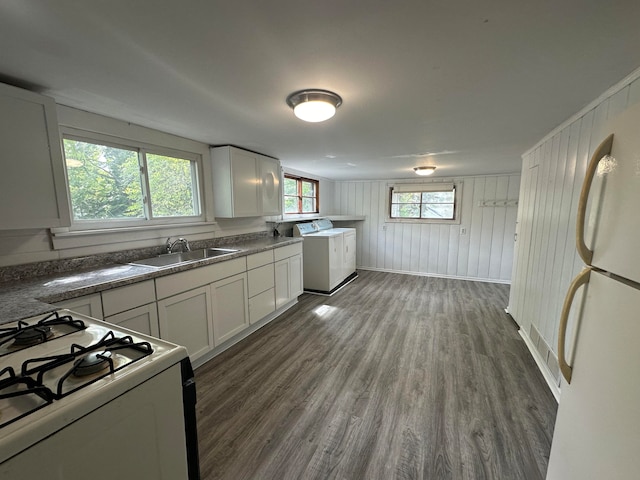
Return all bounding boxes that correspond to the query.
[460,227,467,236]
[382,225,387,231]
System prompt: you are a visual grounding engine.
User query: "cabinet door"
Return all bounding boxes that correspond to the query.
[211,273,249,345]
[248,288,275,324]
[289,254,303,299]
[260,156,281,215]
[0,83,70,229]
[56,294,103,319]
[231,149,260,217]
[157,286,214,362]
[104,304,160,337]
[274,259,290,309]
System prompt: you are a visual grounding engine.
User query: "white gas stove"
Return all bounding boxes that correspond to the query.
[0,310,200,479]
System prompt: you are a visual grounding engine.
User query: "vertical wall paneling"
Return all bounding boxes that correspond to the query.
[477,176,496,278]
[500,176,520,279]
[467,177,485,278]
[335,174,519,283]
[456,180,474,278]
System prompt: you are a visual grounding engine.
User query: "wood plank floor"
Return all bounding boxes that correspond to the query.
[195,270,557,480]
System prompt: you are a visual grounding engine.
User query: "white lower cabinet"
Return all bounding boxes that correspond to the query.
[211,273,249,345]
[157,286,214,363]
[104,303,160,337]
[55,294,103,319]
[274,244,303,309]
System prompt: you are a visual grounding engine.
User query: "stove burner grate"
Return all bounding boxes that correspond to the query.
[13,325,54,346]
[21,330,153,398]
[73,350,113,377]
[0,311,87,355]
[0,366,54,429]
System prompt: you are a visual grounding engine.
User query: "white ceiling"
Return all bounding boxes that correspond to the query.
[1,0,640,180]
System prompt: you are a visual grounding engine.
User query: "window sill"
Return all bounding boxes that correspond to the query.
[51,222,218,251]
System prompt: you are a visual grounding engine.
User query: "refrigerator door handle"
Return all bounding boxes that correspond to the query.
[576,134,614,265]
[558,267,592,383]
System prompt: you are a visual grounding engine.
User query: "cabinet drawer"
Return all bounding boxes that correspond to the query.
[155,257,246,299]
[248,264,275,297]
[274,242,302,261]
[247,250,274,270]
[102,280,155,317]
[249,288,275,324]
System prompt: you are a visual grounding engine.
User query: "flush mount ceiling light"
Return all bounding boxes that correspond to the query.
[413,166,436,176]
[286,89,342,123]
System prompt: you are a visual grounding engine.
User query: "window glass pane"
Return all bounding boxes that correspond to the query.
[422,191,454,203]
[284,196,298,213]
[392,192,421,203]
[284,178,298,196]
[391,203,420,218]
[147,153,197,217]
[64,139,143,220]
[301,181,315,197]
[302,197,315,213]
[421,204,454,219]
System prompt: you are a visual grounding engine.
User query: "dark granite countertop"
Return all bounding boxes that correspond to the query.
[0,237,301,324]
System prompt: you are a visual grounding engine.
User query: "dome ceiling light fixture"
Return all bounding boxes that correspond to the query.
[286,89,342,123]
[413,166,436,176]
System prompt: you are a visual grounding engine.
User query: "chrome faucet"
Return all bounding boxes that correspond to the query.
[166,237,191,253]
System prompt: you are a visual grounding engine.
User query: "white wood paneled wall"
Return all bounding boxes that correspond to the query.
[334,175,520,283]
[509,70,640,391]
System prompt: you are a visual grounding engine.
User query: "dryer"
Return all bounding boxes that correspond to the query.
[294,219,357,294]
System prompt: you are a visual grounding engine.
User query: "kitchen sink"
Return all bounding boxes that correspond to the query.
[129,248,239,268]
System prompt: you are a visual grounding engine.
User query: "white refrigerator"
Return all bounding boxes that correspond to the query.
[546,101,640,479]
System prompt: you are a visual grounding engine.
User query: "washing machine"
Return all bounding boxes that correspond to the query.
[294,219,357,294]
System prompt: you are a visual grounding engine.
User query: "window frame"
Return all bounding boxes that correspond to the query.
[61,128,204,230]
[386,182,462,224]
[283,174,319,215]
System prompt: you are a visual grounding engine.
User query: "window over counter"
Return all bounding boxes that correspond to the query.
[284,174,319,214]
[388,183,460,224]
[61,130,203,229]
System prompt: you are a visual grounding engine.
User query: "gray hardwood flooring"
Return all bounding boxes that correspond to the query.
[195,270,557,480]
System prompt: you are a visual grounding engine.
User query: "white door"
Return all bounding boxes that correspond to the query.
[586,101,640,283]
[548,270,640,479]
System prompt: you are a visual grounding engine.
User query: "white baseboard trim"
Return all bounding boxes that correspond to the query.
[519,328,560,402]
[356,266,511,285]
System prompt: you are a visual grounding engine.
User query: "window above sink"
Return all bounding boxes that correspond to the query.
[61,128,205,231]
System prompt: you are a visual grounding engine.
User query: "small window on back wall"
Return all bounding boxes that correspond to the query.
[388,183,459,223]
[284,175,319,214]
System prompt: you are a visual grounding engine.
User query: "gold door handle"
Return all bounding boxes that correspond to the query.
[558,267,592,383]
[576,134,614,265]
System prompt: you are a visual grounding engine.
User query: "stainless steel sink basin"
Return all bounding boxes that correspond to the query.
[129,248,239,268]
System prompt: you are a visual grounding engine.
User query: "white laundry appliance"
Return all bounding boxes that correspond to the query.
[546,102,640,479]
[294,219,357,294]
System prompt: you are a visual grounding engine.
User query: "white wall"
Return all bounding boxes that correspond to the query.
[333,174,520,283]
[0,106,277,267]
[509,67,640,393]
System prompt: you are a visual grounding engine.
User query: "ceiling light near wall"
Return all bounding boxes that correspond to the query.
[413,166,436,176]
[286,89,342,123]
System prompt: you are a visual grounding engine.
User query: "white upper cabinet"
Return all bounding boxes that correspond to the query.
[0,82,70,229]
[211,146,282,218]
[260,155,281,215]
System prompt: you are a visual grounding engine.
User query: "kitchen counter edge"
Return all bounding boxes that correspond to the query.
[0,237,302,324]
